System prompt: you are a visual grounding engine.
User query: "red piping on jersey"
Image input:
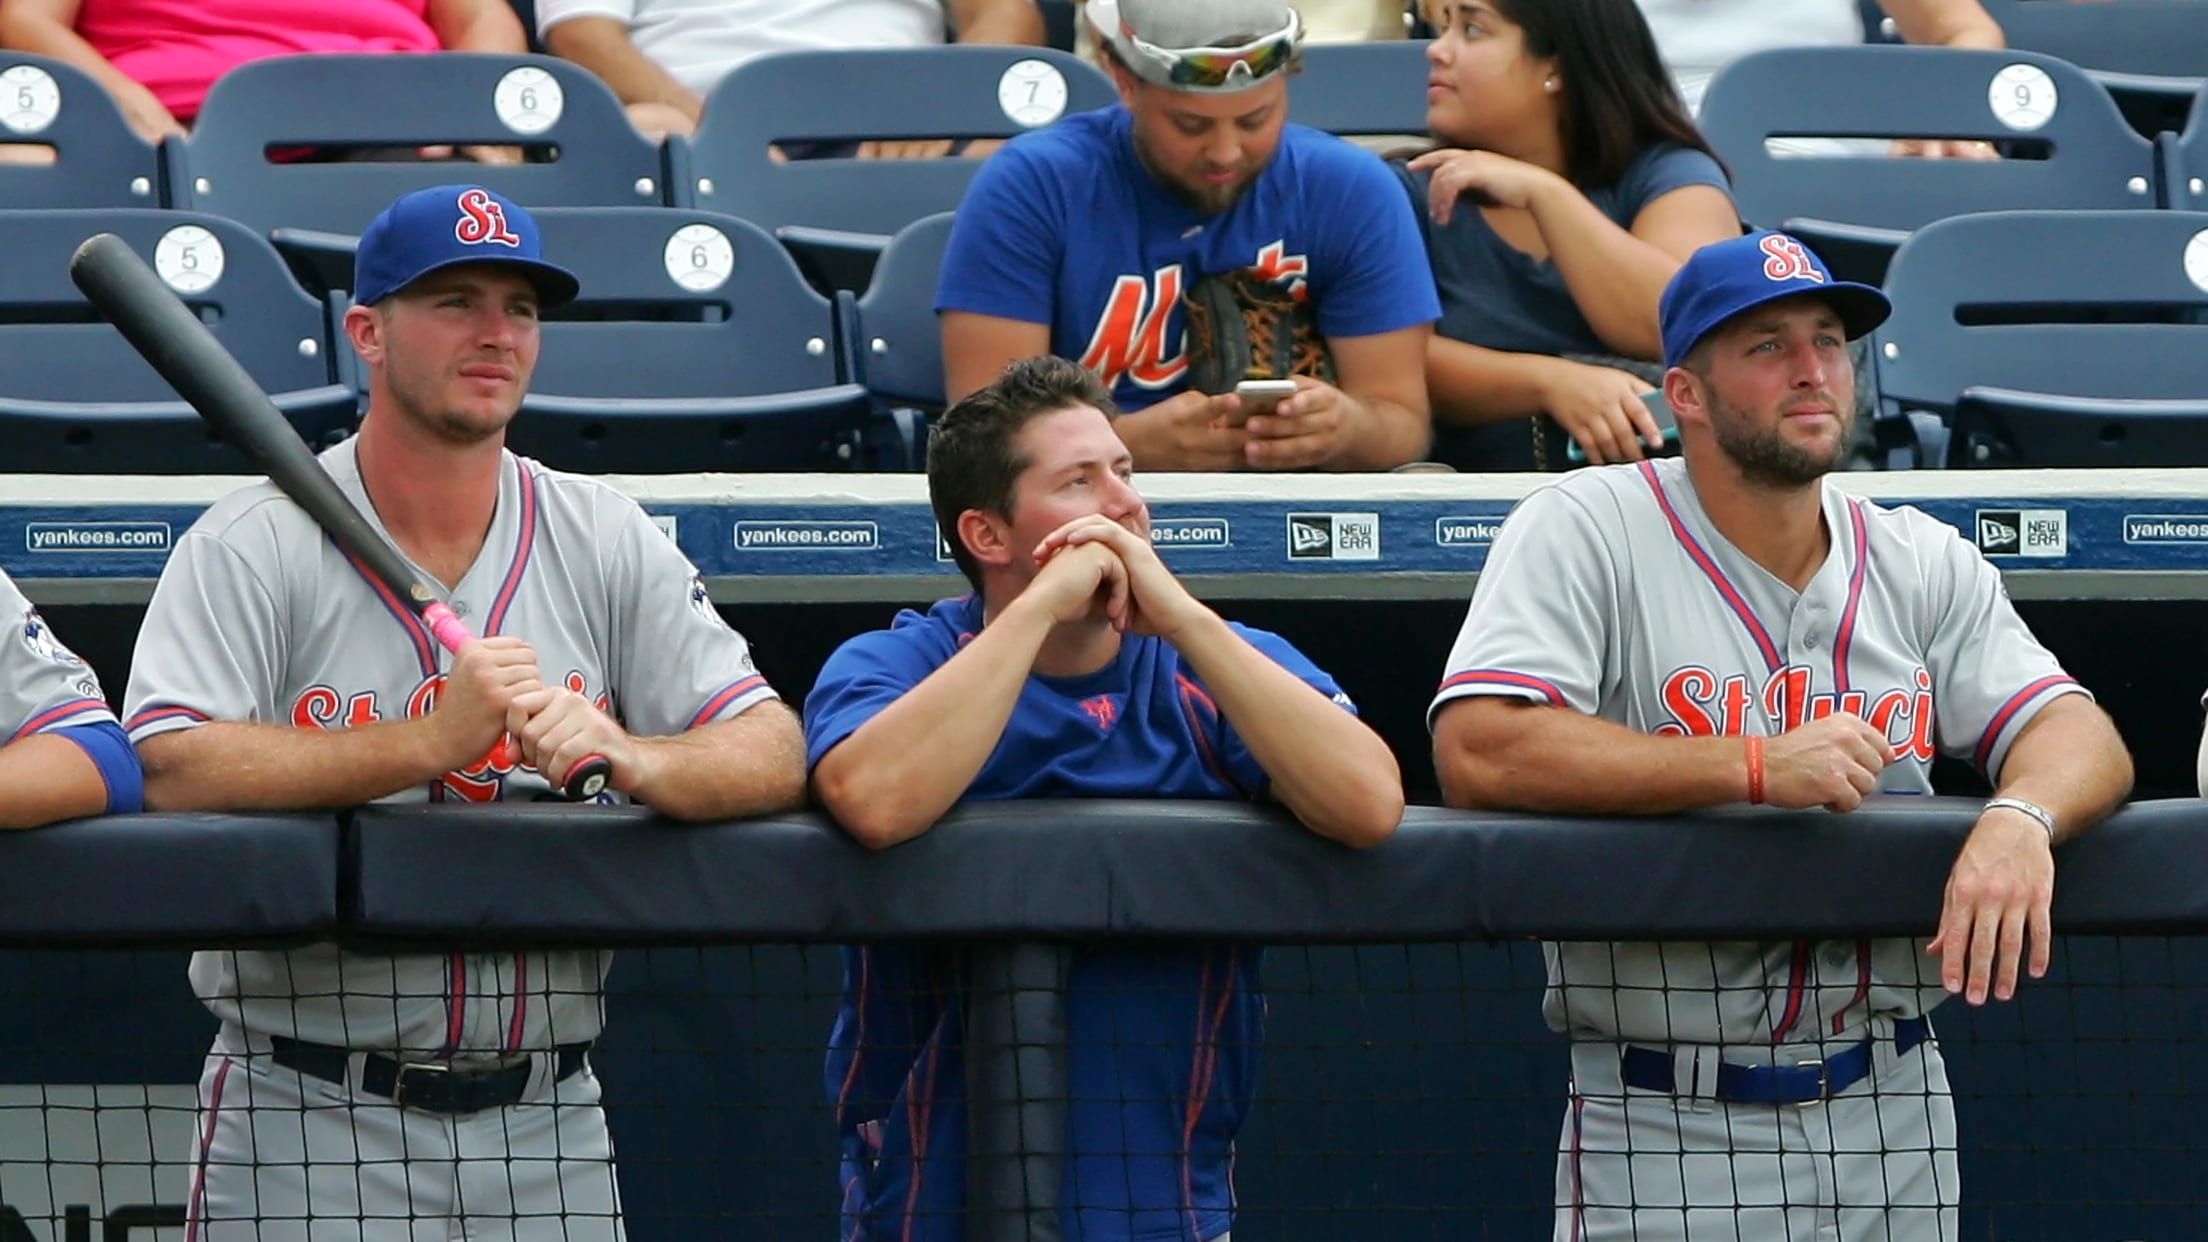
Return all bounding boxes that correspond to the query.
[835,948,872,1139]
[1831,500,1871,697]
[1183,948,1235,1240]
[483,462,540,637]
[688,674,769,730]
[124,704,209,734]
[442,953,467,1058]
[1638,461,1781,673]
[184,1055,234,1241]
[11,697,112,742]
[506,954,529,1056]
[1770,940,1812,1044]
[1814,501,1876,1039]
[1176,674,1252,799]
[1435,669,1566,705]
[900,1010,945,1242]
[341,549,438,678]
[1974,675,2081,775]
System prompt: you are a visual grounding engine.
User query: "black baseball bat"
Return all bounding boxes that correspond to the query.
[69,232,610,801]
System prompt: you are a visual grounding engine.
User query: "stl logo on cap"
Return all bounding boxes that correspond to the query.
[455,188,522,249]
[1760,234,1826,285]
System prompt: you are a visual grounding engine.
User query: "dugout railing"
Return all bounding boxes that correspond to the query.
[0,798,2202,1240]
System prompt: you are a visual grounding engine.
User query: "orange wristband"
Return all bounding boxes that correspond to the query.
[1744,734,1766,805]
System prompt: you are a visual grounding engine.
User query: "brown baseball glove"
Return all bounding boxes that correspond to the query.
[1181,269,1336,396]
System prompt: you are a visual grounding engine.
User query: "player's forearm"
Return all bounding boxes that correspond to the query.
[1426,337,1560,425]
[812,601,1055,848]
[543,16,704,116]
[1325,392,1432,470]
[1434,699,1751,814]
[1168,611,1402,846]
[0,733,113,828]
[1990,695,2133,845]
[137,721,452,811]
[628,703,808,822]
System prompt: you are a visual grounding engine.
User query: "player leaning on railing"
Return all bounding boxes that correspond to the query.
[1431,230,2133,1242]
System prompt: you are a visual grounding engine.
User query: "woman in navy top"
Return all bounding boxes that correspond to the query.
[1403,0,1741,471]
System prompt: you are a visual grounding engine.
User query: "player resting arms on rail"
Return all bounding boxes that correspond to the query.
[806,354,1402,1241]
[0,570,140,827]
[1430,230,2132,1242]
[121,184,807,1241]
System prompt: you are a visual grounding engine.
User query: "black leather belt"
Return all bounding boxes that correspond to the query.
[268,1036,590,1115]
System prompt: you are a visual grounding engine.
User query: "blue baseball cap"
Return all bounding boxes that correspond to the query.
[1659,231,1890,369]
[353,184,579,309]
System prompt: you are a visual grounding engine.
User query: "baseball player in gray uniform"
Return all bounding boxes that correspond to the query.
[1431,231,2133,1242]
[122,185,808,1241]
[0,570,140,826]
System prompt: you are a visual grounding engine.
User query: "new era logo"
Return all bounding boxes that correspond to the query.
[1975,508,2067,559]
[1286,513,1380,562]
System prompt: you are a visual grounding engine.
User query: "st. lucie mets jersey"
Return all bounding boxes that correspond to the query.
[123,438,778,1057]
[936,106,1439,412]
[1430,457,2086,1049]
[0,568,116,740]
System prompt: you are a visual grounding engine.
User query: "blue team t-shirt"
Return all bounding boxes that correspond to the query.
[805,594,1355,1242]
[937,106,1440,412]
[1407,143,1732,357]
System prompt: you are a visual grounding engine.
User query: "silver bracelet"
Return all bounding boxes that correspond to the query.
[1984,795,2058,843]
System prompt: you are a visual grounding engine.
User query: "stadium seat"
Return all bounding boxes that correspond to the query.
[840,211,956,469]
[498,207,872,472]
[2164,85,2207,210]
[1288,41,1433,143]
[1701,45,2157,284]
[0,209,354,473]
[0,52,164,208]
[1872,209,2208,468]
[172,53,666,289]
[670,46,1116,291]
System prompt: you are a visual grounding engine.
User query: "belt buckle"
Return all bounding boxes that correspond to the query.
[1792,1058,1828,1107]
[390,1060,451,1110]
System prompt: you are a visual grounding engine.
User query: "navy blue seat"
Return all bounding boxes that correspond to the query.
[172,53,665,279]
[1873,209,2208,468]
[0,209,354,473]
[502,207,870,472]
[2165,85,2207,209]
[0,52,163,208]
[1288,41,1433,141]
[1701,45,2157,284]
[840,211,956,469]
[672,46,1116,290]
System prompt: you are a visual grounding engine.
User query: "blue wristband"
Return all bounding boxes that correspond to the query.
[53,720,144,816]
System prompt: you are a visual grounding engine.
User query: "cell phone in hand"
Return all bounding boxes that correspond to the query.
[1228,378,1300,428]
[1565,389,1681,464]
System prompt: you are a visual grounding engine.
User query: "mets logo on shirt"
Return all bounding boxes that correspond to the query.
[19,607,81,666]
[1078,241,1312,390]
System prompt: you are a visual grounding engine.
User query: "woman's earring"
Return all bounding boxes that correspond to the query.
[1544,76,1559,93]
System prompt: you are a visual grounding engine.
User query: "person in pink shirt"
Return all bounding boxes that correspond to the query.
[0,0,527,143]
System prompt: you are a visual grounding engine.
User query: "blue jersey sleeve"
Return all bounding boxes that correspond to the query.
[801,626,941,772]
[1304,141,1441,340]
[1200,624,1357,796]
[934,137,1067,325]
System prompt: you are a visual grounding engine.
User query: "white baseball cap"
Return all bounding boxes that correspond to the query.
[1099,0,1305,93]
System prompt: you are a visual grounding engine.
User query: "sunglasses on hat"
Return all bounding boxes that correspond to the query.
[1119,10,1302,90]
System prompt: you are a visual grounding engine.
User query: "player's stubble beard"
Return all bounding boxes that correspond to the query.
[382,358,520,448]
[1708,390,1852,490]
